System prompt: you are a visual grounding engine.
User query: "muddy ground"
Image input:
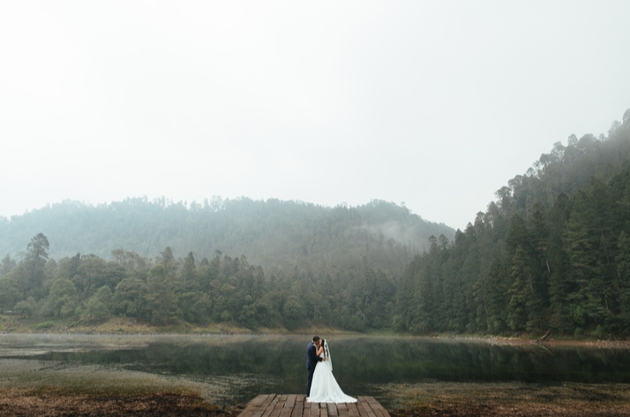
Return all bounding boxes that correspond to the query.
[2,385,630,417]
[0,388,244,417]
[391,403,630,417]
[384,381,630,417]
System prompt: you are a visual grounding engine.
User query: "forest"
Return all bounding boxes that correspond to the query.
[1,111,629,336]
[0,199,445,331]
[0,235,396,331]
[395,110,630,337]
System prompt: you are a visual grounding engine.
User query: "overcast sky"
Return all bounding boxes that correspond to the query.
[1,1,629,231]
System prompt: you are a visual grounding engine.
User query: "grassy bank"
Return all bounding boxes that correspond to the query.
[0,389,237,417]
[0,315,260,335]
[0,314,362,336]
[384,381,630,416]
[0,356,246,417]
[2,315,629,351]
[2,361,630,417]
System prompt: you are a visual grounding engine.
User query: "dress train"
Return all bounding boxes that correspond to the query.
[307,355,356,403]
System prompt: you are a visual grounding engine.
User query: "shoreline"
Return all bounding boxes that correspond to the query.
[1,327,628,351]
[3,316,629,350]
[419,333,630,349]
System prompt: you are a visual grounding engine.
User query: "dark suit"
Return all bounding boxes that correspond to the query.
[306,341,322,396]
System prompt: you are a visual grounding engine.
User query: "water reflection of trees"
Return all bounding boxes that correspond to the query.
[24,337,630,385]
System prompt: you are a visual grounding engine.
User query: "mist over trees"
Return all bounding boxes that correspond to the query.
[0,200,450,331]
[395,111,630,338]
[2,112,630,336]
[0,199,452,277]
[0,235,396,331]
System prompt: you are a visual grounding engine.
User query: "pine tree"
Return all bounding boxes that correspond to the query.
[23,233,50,299]
[562,193,599,333]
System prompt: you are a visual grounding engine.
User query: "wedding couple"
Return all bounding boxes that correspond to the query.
[306,336,356,403]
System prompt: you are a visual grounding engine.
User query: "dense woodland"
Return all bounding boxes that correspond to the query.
[1,111,629,336]
[0,235,396,330]
[0,199,446,331]
[396,110,630,337]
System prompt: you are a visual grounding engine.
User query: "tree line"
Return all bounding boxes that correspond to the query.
[0,234,396,331]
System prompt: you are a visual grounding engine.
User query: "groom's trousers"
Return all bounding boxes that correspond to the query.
[306,366,316,396]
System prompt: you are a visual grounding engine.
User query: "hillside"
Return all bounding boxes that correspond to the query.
[395,110,630,337]
[3,112,629,336]
[0,199,454,276]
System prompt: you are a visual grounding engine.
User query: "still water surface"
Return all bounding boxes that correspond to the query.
[1,334,629,408]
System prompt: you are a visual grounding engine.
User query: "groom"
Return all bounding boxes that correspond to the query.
[306,335,325,396]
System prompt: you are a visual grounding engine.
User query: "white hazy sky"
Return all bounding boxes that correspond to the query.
[1,1,629,231]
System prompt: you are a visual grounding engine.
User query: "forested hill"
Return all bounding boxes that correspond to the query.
[0,198,453,276]
[1,113,629,335]
[395,110,630,337]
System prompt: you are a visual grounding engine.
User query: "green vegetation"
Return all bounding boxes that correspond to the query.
[0,198,453,333]
[0,232,398,331]
[1,111,629,337]
[0,199,452,277]
[395,111,630,338]
[34,321,54,330]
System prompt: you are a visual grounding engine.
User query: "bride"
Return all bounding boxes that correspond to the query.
[307,339,356,403]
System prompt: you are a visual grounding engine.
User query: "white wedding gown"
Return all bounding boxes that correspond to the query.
[307,352,356,403]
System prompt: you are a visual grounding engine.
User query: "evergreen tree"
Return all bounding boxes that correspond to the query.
[23,233,50,299]
[143,264,177,325]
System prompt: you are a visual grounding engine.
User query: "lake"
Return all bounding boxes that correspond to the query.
[1,334,629,409]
